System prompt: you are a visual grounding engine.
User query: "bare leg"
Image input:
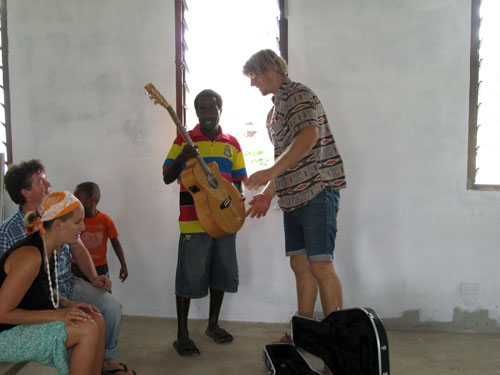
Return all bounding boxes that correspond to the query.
[65,316,101,375]
[310,261,343,315]
[205,288,233,343]
[290,254,318,318]
[90,313,105,375]
[207,288,224,332]
[176,295,191,340]
[309,261,342,375]
[173,295,199,355]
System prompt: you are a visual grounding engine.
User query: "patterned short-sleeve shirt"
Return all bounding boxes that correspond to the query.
[267,78,346,212]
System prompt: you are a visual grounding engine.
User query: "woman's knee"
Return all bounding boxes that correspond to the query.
[89,312,104,327]
[65,318,99,346]
[89,312,106,337]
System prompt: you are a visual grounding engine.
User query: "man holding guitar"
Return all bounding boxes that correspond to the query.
[242,50,346,334]
[162,90,247,357]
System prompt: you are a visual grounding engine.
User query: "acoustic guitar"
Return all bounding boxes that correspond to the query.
[145,83,246,238]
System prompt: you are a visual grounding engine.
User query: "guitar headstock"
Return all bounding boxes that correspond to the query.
[144,83,170,110]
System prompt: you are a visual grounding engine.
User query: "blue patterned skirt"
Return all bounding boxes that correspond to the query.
[0,321,68,374]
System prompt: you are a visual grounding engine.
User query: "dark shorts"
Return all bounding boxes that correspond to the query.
[175,232,239,299]
[283,189,340,262]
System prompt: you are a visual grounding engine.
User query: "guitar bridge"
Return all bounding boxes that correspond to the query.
[220,196,231,209]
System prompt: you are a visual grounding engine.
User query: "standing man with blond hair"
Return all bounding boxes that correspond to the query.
[243,49,346,330]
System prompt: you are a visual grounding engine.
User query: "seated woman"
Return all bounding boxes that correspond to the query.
[0,191,106,375]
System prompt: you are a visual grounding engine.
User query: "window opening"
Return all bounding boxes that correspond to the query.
[468,0,500,189]
[1,0,12,166]
[176,0,287,173]
[0,0,12,221]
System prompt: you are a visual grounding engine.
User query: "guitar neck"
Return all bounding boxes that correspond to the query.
[163,104,212,176]
[144,82,214,178]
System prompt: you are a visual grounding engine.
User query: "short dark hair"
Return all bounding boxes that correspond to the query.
[74,181,101,204]
[194,89,223,112]
[4,159,46,205]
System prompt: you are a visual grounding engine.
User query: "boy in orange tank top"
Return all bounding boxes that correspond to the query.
[72,182,129,285]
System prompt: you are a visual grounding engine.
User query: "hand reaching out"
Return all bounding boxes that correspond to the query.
[244,168,275,190]
[246,193,272,219]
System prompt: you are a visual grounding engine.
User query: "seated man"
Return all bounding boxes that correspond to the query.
[0,159,135,375]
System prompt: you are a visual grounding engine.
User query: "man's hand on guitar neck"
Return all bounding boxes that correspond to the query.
[179,144,199,162]
[163,144,200,185]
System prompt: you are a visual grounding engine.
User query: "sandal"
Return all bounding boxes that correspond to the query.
[205,327,233,344]
[173,338,200,356]
[102,362,136,375]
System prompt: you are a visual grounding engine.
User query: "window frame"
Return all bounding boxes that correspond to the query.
[0,0,12,165]
[467,0,499,191]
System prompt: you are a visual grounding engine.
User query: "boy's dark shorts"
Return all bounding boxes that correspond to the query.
[175,232,239,298]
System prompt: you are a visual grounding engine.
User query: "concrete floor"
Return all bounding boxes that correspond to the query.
[116,315,500,375]
[2,314,500,374]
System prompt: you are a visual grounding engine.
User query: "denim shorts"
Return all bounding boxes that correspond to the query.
[175,232,239,299]
[283,189,340,261]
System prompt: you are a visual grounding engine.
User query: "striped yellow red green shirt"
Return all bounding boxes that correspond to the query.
[163,124,247,233]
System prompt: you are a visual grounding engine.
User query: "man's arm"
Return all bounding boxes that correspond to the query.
[245,126,319,190]
[0,233,10,258]
[0,219,23,257]
[70,239,111,290]
[163,144,199,184]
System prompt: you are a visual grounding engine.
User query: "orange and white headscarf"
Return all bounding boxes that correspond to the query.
[26,191,81,234]
[40,191,80,222]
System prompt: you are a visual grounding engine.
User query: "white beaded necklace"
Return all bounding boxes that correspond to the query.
[44,247,59,309]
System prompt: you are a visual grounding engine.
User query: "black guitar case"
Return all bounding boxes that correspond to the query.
[263,307,390,375]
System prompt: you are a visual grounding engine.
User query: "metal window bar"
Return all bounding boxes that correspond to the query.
[0,0,12,166]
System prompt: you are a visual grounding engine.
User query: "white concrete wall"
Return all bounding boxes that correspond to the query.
[6,0,500,325]
[287,0,500,325]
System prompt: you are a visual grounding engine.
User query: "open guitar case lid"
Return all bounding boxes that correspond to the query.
[263,307,390,375]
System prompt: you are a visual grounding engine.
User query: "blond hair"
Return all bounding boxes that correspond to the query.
[243,49,288,78]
